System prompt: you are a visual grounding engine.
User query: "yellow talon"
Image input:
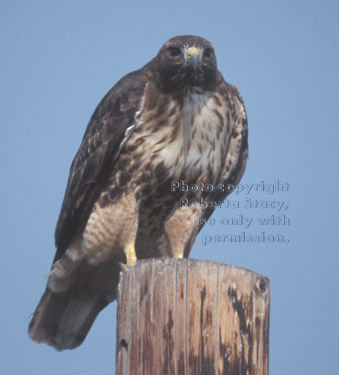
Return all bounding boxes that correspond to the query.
[124,243,137,267]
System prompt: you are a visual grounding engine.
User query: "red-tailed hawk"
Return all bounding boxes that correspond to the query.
[29,35,248,350]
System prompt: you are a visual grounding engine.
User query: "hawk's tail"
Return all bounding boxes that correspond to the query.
[28,259,121,350]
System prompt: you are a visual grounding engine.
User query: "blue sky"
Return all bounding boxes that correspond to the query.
[1,0,338,374]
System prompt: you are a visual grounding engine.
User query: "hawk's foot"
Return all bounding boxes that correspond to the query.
[124,243,137,267]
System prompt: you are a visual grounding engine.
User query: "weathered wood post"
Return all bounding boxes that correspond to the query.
[116,258,270,375]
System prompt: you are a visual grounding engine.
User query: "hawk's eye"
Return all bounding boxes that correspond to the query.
[203,48,213,59]
[168,47,181,57]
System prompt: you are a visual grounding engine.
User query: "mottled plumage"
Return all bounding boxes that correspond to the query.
[29,35,248,350]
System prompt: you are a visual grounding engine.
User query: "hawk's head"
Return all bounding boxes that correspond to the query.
[153,35,218,93]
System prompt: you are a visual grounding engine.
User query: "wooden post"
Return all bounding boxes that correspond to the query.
[116,258,270,375]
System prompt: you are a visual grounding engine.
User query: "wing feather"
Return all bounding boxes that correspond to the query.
[54,69,147,262]
[200,83,248,226]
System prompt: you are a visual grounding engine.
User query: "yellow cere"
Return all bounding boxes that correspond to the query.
[187,47,200,57]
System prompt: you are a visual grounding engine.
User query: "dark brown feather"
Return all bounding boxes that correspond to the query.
[54,70,148,261]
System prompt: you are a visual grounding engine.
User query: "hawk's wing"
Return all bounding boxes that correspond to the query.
[54,69,147,262]
[200,84,248,227]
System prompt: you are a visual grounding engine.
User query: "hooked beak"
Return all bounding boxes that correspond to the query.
[186,47,200,71]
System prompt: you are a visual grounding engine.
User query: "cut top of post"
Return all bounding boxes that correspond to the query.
[116,258,270,375]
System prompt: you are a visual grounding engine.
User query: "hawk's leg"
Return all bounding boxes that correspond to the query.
[82,191,139,266]
[124,243,137,267]
[164,205,202,258]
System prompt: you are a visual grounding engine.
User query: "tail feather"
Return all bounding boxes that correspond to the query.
[28,259,121,350]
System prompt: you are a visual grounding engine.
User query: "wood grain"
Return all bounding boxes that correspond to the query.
[116,258,270,375]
